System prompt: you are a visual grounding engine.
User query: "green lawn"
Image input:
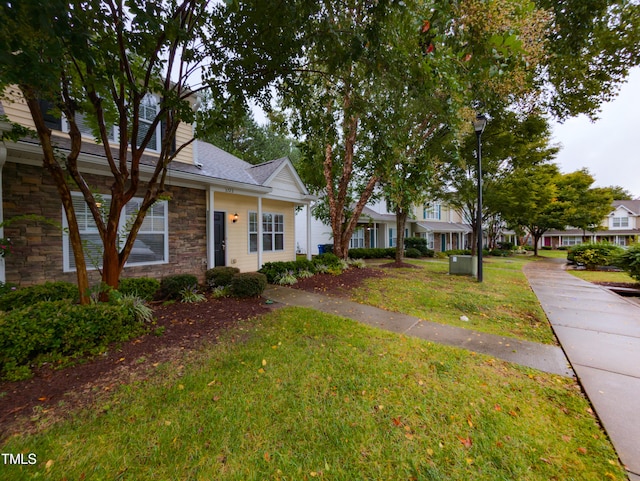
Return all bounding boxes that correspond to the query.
[1,307,624,480]
[567,268,637,284]
[352,256,556,344]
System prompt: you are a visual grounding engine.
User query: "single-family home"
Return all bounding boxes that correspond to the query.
[0,90,312,286]
[541,199,640,248]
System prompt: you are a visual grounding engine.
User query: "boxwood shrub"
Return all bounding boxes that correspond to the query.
[404,237,434,257]
[205,266,240,288]
[347,248,396,259]
[567,243,624,269]
[0,281,78,312]
[0,300,143,381]
[160,274,199,299]
[118,277,160,301]
[616,244,640,281]
[404,247,422,258]
[230,272,268,297]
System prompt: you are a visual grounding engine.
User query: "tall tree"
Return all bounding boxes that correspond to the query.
[437,112,559,254]
[0,0,312,301]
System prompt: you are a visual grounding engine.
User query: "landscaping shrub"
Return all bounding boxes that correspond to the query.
[497,241,515,250]
[404,247,422,258]
[615,244,640,281]
[118,277,160,301]
[230,272,267,297]
[160,274,199,299]
[205,266,240,288]
[488,249,512,257]
[445,249,472,256]
[540,246,553,251]
[347,248,395,259]
[0,281,78,312]
[567,243,624,269]
[0,300,143,381]
[259,260,317,283]
[0,281,17,298]
[404,237,434,257]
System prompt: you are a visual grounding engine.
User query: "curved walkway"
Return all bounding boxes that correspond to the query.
[264,286,573,377]
[524,258,640,481]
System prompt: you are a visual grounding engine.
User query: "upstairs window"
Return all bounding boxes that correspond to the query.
[423,203,441,220]
[612,216,629,228]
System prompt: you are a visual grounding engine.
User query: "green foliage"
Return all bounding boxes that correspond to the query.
[275,272,298,286]
[445,249,472,256]
[230,273,267,298]
[615,245,640,281]
[0,300,143,381]
[404,237,435,257]
[488,249,512,257]
[160,275,199,300]
[180,285,207,304]
[0,282,78,312]
[205,267,241,288]
[404,248,422,258]
[0,281,18,298]
[567,243,624,270]
[347,248,396,259]
[118,277,160,302]
[112,294,154,324]
[259,260,317,283]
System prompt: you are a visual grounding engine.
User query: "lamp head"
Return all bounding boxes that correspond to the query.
[472,114,487,135]
[232,213,238,223]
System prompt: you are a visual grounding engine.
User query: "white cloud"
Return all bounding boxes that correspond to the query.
[551,67,640,198]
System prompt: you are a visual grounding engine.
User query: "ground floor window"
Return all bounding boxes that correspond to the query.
[561,236,582,247]
[249,212,284,253]
[350,228,365,249]
[389,228,396,247]
[63,193,168,271]
[426,233,435,250]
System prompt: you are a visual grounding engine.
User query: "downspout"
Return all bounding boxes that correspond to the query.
[257,196,263,270]
[207,186,215,269]
[306,203,312,260]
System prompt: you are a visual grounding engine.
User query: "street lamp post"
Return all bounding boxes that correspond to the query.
[472,114,487,282]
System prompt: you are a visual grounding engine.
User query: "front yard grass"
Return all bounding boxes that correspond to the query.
[2,307,624,480]
[352,257,556,344]
[567,268,637,284]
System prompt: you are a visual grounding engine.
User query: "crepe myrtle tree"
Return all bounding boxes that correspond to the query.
[0,0,312,302]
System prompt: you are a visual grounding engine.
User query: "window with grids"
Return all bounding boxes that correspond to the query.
[612,216,629,228]
[423,204,441,220]
[63,193,168,271]
[249,212,284,253]
[350,228,365,249]
[60,94,161,151]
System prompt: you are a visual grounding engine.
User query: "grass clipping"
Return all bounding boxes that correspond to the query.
[3,307,624,480]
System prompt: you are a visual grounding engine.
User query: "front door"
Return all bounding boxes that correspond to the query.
[441,234,447,252]
[214,211,226,267]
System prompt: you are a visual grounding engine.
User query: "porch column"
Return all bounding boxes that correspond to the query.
[206,187,215,269]
[306,203,312,260]
[0,145,7,283]
[257,196,263,270]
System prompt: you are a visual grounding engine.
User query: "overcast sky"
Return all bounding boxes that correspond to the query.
[551,67,640,199]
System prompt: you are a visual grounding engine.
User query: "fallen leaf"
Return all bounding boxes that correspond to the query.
[458,437,473,448]
[38,396,47,402]
[262,359,267,366]
[178,384,184,390]
[264,452,270,462]
[494,404,502,411]
[578,447,587,454]
[392,417,402,426]
[426,448,434,456]
[45,460,54,469]
[562,435,571,442]
[258,368,265,374]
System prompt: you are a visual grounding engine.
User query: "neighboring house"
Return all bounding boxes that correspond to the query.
[295,199,471,255]
[0,91,311,286]
[541,199,640,248]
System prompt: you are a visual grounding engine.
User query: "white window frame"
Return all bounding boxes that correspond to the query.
[389,227,396,248]
[561,236,582,247]
[426,232,435,250]
[61,94,161,152]
[350,228,365,249]
[249,211,284,253]
[423,203,441,220]
[62,193,169,272]
[612,216,629,228]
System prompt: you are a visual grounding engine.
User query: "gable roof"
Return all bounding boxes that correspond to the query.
[612,200,640,216]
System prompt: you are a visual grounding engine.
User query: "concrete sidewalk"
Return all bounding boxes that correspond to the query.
[524,258,640,481]
[264,286,573,377]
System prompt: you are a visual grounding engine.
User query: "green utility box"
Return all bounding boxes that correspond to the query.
[449,255,478,277]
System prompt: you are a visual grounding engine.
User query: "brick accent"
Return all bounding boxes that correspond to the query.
[3,162,207,286]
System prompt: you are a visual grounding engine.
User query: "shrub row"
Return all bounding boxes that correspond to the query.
[616,245,640,281]
[0,300,145,381]
[0,281,78,312]
[259,253,345,283]
[347,248,396,259]
[567,243,625,270]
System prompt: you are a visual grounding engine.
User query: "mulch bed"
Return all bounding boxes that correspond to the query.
[0,296,274,439]
[0,266,390,439]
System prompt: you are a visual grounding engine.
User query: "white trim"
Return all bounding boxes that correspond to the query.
[257,197,263,269]
[62,192,169,272]
[261,159,310,196]
[0,144,6,283]
[207,187,215,269]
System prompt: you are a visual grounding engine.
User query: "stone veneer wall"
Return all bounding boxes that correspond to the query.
[3,162,207,286]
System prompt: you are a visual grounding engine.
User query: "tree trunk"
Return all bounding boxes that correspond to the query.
[395,208,408,263]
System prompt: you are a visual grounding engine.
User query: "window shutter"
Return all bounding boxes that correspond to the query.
[37,99,62,130]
